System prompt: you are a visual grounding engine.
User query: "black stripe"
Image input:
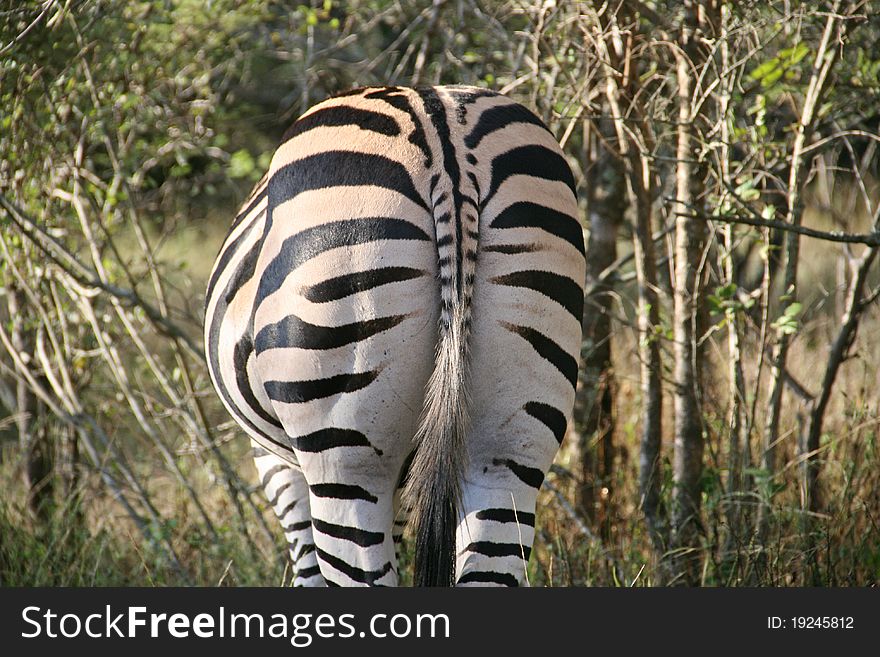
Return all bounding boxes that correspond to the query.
[475,508,536,526]
[264,369,380,404]
[364,88,432,167]
[490,201,585,255]
[484,145,576,208]
[261,464,288,489]
[206,219,289,445]
[277,498,298,519]
[268,482,292,508]
[448,87,499,122]
[257,217,430,303]
[464,541,532,560]
[282,106,400,143]
[482,243,540,255]
[223,222,266,305]
[501,322,579,389]
[226,178,268,241]
[295,564,323,580]
[493,457,545,489]
[295,542,316,562]
[457,571,519,587]
[234,335,284,427]
[464,102,550,149]
[270,151,428,216]
[302,267,425,303]
[205,208,288,445]
[524,401,567,444]
[310,483,378,503]
[315,547,393,585]
[396,449,416,490]
[491,270,583,322]
[291,428,378,453]
[417,87,465,301]
[312,518,385,547]
[205,218,258,317]
[255,313,406,352]
[283,519,312,533]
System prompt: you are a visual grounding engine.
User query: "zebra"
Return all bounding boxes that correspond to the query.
[204,85,585,587]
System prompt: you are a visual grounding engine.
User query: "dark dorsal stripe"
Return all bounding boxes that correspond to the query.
[281,106,401,144]
[291,428,378,453]
[457,571,519,587]
[483,145,577,209]
[501,322,578,389]
[257,217,430,304]
[464,102,550,149]
[312,518,384,547]
[302,267,425,303]
[364,87,432,167]
[269,151,429,220]
[489,201,585,255]
[463,541,532,560]
[254,313,406,352]
[523,401,567,444]
[316,547,393,585]
[475,508,536,526]
[493,457,546,489]
[264,369,380,404]
[416,86,465,299]
[309,483,378,504]
[490,270,584,322]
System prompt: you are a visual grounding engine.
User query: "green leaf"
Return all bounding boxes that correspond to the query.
[228,149,255,179]
[783,302,802,318]
[750,58,780,81]
[761,67,784,88]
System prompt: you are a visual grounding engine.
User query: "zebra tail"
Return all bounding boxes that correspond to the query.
[404,306,471,587]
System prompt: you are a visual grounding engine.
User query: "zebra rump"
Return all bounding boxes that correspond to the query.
[205,85,585,587]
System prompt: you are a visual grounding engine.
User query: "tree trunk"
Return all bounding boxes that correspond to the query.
[575,114,622,528]
[759,3,843,539]
[713,1,752,564]
[8,286,54,520]
[670,0,710,585]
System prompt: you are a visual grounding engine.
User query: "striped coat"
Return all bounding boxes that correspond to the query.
[205,85,585,586]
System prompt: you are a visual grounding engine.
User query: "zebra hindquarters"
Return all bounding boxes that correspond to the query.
[456,132,585,587]
[251,180,439,587]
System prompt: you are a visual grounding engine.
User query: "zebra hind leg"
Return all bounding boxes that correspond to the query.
[251,441,325,586]
[307,488,400,587]
[454,480,538,587]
